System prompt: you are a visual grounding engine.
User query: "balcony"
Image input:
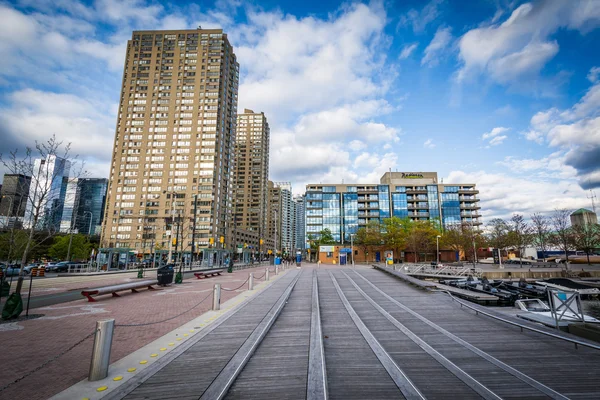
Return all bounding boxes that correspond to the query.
[410,212,429,217]
[460,204,481,210]
[458,188,479,194]
[459,195,478,201]
[406,188,427,194]
[461,212,481,217]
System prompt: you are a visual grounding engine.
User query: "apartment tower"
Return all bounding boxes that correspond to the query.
[233,109,270,250]
[101,29,239,256]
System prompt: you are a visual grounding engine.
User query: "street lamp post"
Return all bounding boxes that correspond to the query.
[436,235,441,265]
[164,191,176,264]
[351,233,355,267]
[191,194,198,267]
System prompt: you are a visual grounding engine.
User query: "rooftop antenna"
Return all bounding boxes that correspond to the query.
[588,189,598,213]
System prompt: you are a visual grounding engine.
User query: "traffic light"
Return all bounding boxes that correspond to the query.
[172,238,177,246]
[209,237,214,245]
[260,239,264,245]
[220,236,224,244]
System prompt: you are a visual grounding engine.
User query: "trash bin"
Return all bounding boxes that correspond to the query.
[157,264,175,286]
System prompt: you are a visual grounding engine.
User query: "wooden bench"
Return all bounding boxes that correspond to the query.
[81,280,157,302]
[194,268,227,279]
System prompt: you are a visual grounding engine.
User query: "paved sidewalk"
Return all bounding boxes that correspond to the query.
[0,264,278,400]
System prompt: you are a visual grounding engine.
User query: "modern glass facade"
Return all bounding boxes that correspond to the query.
[76,179,108,235]
[343,193,358,241]
[305,172,481,246]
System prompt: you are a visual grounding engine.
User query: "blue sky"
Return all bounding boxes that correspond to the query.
[1,0,599,221]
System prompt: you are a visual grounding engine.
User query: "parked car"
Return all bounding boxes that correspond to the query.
[0,264,23,277]
[45,261,70,272]
[23,263,43,274]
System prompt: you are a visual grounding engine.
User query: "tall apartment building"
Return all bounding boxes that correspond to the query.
[305,172,480,245]
[267,181,281,252]
[0,174,31,228]
[101,29,239,255]
[272,182,295,255]
[24,155,71,231]
[233,109,270,250]
[294,194,306,251]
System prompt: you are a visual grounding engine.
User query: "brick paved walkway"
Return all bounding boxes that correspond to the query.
[0,265,277,400]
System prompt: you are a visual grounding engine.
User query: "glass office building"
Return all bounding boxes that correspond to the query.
[304,172,481,246]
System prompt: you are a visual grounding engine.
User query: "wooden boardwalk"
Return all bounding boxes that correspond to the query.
[111,266,600,399]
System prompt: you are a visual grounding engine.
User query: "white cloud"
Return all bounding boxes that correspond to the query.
[399,43,418,59]
[481,126,509,147]
[457,1,600,85]
[423,139,435,148]
[446,170,590,222]
[587,66,600,83]
[482,127,508,140]
[399,0,444,33]
[523,80,600,189]
[421,26,452,66]
[236,3,391,119]
[349,140,367,151]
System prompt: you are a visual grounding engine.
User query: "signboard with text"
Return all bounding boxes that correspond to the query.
[319,246,335,252]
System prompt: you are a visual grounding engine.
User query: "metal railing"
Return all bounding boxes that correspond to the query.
[398,263,483,277]
[438,290,600,351]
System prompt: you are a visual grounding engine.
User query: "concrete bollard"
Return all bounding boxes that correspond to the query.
[265,268,270,281]
[89,319,115,381]
[212,283,221,311]
[249,273,254,290]
[275,265,279,275]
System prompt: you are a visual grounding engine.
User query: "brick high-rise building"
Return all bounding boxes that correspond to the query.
[101,29,239,259]
[232,109,270,251]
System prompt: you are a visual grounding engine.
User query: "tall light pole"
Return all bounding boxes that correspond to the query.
[351,233,355,267]
[436,235,441,265]
[164,190,176,263]
[191,194,198,266]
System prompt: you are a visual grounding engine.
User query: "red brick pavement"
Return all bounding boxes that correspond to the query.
[0,265,277,400]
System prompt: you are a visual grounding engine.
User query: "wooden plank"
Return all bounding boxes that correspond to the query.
[340,270,502,400]
[328,271,425,400]
[350,269,573,400]
[307,270,328,400]
[199,271,302,400]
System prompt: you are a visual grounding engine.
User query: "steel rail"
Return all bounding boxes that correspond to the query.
[352,270,570,400]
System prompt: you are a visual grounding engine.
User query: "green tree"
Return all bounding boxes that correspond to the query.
[319,228,335,245]
[487,218,510,261]
[508,214,534,267]
[405,220,440,262]
[531,213,551,261]
[354,220,382,262]
[0,230,32,263]
[48,234,91,261]
[382,217,408,261]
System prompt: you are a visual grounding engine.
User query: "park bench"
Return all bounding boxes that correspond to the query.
[81,280,157,302]
[194,268,227,279]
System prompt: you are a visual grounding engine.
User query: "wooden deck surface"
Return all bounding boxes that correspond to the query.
[115,266,600,399]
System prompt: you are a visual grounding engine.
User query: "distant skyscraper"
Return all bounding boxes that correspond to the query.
[294,194,305,251]
[101,29,239,255]
[59,178,108,235]
[233,109,270,250]
[24,155,71,231]
[0,174,31,228]
[273,182,294,255]
[76,178,108,235]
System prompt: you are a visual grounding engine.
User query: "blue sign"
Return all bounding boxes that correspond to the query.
[339,248,352,253]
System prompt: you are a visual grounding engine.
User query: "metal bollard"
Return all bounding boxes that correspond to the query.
[89,319,115,381]
[275,265,279,275]
[212,283,221,311]
[265,268,270,281]
[249,273,254,290]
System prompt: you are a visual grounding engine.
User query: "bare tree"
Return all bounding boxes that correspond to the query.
[531,213,551,261]
[550,208,574,267]
[509,214,534,268]
[571,223,600,265]
[487,218,510,261]
[0,136,84,297]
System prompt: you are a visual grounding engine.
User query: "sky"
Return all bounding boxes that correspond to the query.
[0,0,599,223]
